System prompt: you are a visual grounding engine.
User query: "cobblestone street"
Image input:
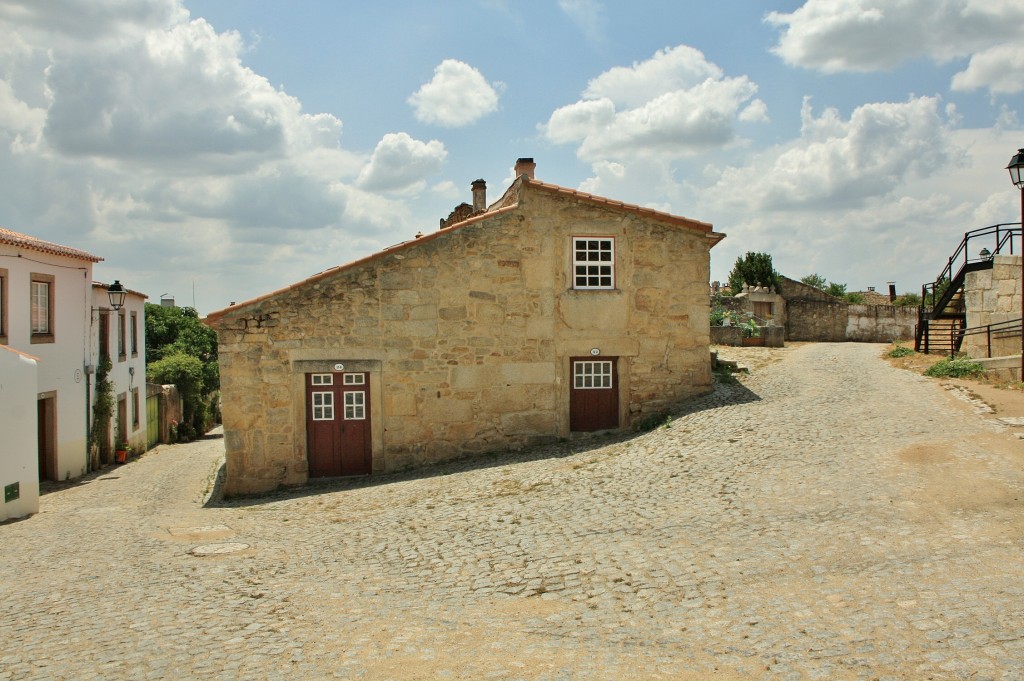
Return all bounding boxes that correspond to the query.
[2,343,1023,680]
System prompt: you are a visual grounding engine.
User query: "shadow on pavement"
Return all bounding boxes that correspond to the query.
[207,377,761,508]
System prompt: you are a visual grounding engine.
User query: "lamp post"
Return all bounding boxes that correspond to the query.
[1006,148,1024,380]
[106,280,127,311]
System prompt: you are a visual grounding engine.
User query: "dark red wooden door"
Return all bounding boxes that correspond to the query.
[306,372,371,477]
[569,358,619,432]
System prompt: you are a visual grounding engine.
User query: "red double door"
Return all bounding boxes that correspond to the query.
[305,372,371,477]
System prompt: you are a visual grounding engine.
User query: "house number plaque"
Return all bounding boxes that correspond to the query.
[334,363,345,371]
[590,348,600,356]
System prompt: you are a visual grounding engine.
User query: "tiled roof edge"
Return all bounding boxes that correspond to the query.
[0,227,104,263]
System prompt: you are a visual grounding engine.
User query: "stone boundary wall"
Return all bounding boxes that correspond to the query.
[711,326,784,347]
[786,299,848,342]
[846,304,917,342]
[964,254,1022,359]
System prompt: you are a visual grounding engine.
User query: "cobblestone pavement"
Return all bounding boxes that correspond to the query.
[2,343,1023,680]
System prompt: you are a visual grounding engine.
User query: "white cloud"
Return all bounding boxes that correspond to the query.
[408,59,500,127]
[543,45,765,162]
[356,132,447,194]
[584,45,722,108]
[37,16,349,171]
[767,0,1024,94]
[0,0,438,314]
[707,96,956,212]
[0,0,187,42]
[951,43,1024,95]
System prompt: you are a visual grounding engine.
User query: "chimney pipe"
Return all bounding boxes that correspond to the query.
[515,157,536,180]
[888,282,896,302]
[471,179,486,212]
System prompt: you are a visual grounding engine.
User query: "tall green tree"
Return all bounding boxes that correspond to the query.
[800,273,827,290]
[728,252,780,294]
[145,304,219,439]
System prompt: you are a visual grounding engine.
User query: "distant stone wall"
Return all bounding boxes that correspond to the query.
[964,254,1022,358]
[785,300,848,342]
[777,275,914,343]
[846,304,916,342]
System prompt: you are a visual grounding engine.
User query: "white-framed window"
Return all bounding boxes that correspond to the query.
[30,273,54,342]
[117,311,127,359]
[574,361,613,389]
[0,267,7,343]
[344,392,366,420]
[311,374,333,386]
[343,374,365,385]
[572,237,615,289]
[130,312,139,356]
[312,392,334,420]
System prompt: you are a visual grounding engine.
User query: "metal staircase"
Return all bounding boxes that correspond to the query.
[916,223,1021,354]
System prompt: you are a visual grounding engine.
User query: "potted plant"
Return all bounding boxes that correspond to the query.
[115,441,130,464]
[741,318,765,346]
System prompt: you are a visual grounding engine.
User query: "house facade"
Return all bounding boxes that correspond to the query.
[91,283,148,462]
[0,228,146,484]
[207,160,724,496]
[0,345,40,520]
[1,228,101,481]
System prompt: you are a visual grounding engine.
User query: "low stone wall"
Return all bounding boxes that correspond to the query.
[786,300,847,342]
[846,304,916,342]
[786,300,915,342]
[710,325,784,347]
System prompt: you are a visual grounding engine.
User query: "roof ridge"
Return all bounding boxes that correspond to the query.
[0,227,104,262]
[521,178,714,232]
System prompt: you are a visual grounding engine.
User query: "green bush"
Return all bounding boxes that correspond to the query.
[924,357,985,378]
[888,345,914,358]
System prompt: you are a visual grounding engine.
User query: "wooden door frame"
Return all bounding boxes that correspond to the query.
[291,358,384,478]
[37,392,57,481]
[569,356,620,432]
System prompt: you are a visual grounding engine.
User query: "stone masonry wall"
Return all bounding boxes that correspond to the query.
[845,304,916,342]
[214,184,714,495]
[964,254,1023,359]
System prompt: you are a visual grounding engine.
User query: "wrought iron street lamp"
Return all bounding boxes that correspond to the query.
[106,280,127,311]
[1006,148,1024,380]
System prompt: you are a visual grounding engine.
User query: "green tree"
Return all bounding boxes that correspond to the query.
[800,273,827,290]
[728,252,780,294]
[892,292,922,307]
[145,304,219,439]
[824,282,847,298]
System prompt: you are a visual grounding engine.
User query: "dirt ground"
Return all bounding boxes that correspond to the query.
[881,342,1024,422]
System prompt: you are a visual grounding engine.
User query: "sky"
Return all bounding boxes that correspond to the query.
[1,0,1023,315]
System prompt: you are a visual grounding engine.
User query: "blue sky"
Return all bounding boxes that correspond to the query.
[1,0,1022,314]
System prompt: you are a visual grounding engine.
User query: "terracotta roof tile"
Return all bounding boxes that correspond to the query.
[0,227,103,263]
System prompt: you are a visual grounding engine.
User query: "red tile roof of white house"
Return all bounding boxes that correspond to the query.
[0,227,104,263]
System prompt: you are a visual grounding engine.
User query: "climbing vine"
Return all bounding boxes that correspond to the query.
[90,355,114,463]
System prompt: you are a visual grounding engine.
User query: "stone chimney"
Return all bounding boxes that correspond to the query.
[515,157,536,180]
[471,179,486,212]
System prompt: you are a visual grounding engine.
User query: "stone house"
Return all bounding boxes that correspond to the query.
[206,159,725,496]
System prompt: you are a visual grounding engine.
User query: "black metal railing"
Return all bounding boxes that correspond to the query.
[915,222,1021,352]
[952,317,1023,359]
[920,222,1021,313]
